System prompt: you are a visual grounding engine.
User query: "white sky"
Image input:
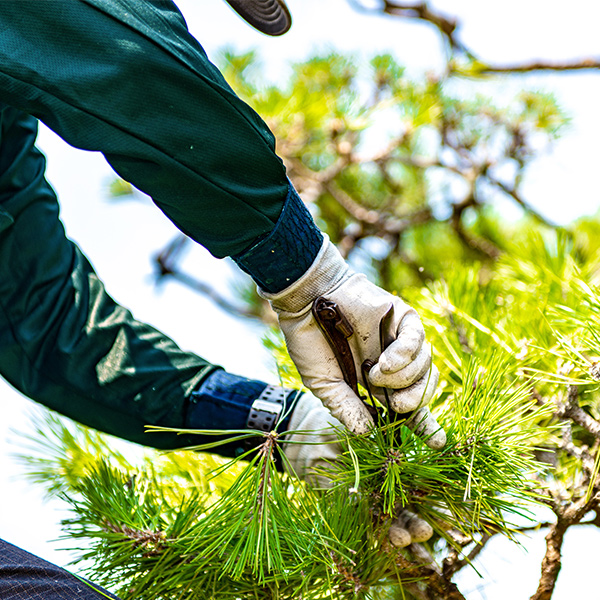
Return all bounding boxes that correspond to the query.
[0,1,599,598]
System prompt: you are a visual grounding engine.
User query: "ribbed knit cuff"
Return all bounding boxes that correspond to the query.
[259,237,350,314]
[232,183,323,293]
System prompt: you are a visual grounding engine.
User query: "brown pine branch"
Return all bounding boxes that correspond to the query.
[324,180,434,236]
[324,180,382,225]
[102,520,166,557]
[395,553,467,600]
[560,421,596,475]
[480,58,600,74]
[154,241,258,321]
[403,582,432,600]
[442,533,492,579]
[517,518,600,534]
[530,491,600,600]
[348,1,600,75]
[451,200,502,260]
[557,386,600,440]
[531,516,568,600]
[488,177,559,230]
[347,0,464,52]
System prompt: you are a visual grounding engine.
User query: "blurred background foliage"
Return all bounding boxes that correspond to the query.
[154,49,578,327]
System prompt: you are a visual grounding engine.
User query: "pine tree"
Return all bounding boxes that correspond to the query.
[17,226,600,599]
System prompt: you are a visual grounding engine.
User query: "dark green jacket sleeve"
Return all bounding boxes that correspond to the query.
[0,0,289,258]
[0,107,219,448]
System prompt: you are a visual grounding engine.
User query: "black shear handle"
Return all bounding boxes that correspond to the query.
[312,296,379,419]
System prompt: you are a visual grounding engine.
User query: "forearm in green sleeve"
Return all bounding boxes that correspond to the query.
[0,108,219,448]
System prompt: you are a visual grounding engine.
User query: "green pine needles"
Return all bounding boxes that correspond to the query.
[329,358,551,539]
[18,352,551,600]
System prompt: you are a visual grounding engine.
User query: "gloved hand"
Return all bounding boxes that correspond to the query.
[283,392,433,548]
[261,237,446,449]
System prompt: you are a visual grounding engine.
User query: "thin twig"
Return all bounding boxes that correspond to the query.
[488,177,558,230]
[154,242,257,320]
[442,533,492,578]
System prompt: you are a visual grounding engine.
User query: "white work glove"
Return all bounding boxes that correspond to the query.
[283,392,433,548]
[261,238,446,449]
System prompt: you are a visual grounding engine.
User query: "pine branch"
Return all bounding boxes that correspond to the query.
[348,1,600,75]
[556,385,600,440]
[154,236,256,320]
[347,0,464,53]
[531,491,600,600]
[395,554,467,600]
[20,224,600,599]
[451,203,502,260]
[101,521,166,557]
[488,177,559,230]
[560,421,595,475]
[479,58,600,74]
[442,533,491,578]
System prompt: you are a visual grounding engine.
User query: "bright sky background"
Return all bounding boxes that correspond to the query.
[0,1,599,598]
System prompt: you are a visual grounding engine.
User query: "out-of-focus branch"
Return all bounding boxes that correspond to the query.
[324,180,382,225]
[347,0,464,52]
[479,59,600,74]
[154,236,258,321]
[489,177,559,230]
[348,1,600,75]
[451,198,502,260]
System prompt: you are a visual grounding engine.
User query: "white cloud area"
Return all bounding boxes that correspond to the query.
[0,0,598,597]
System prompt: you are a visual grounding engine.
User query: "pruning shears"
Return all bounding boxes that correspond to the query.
[312,297,410,424]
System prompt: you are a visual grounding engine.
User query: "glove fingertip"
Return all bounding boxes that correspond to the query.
[388,524,411,548]
[408,519,433,543]
[389,393,424,413]
[425,429,447,450]
[334,405,374,435]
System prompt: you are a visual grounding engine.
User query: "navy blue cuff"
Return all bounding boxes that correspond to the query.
[232,183,324,293]
[186,369,299,459]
